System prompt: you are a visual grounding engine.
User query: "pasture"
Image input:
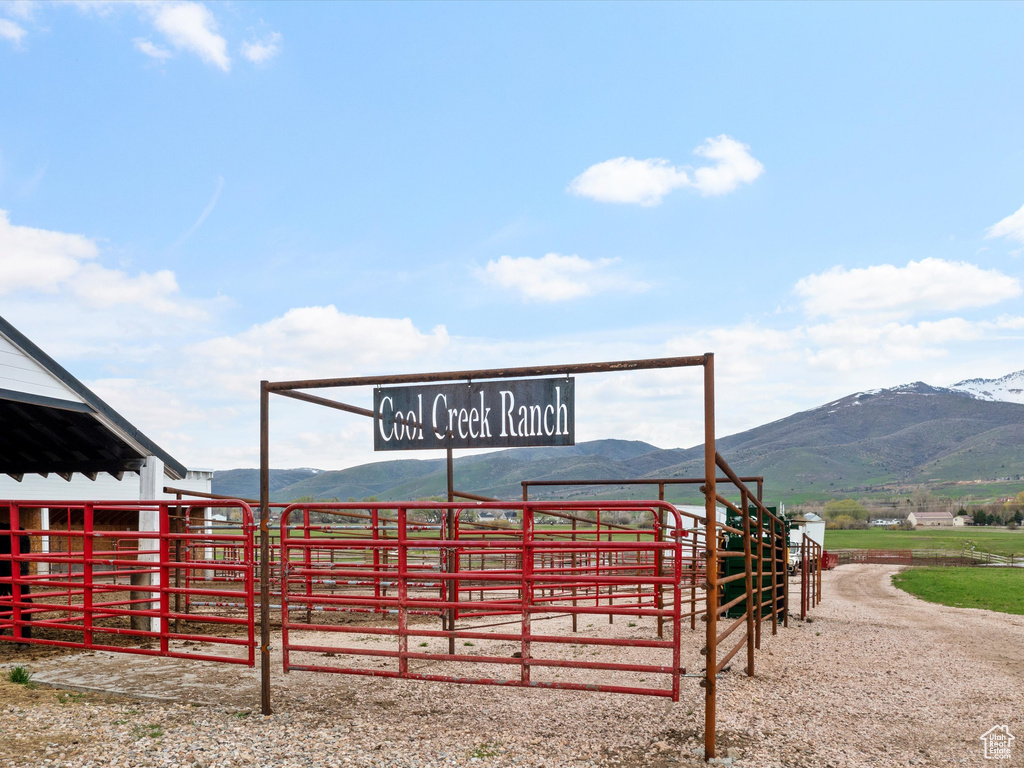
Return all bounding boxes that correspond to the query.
[824,526,1024,557]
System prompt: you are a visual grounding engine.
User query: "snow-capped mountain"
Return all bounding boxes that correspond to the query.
[950,370,1024,405]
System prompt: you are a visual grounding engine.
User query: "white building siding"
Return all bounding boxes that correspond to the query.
[0,335,85,403]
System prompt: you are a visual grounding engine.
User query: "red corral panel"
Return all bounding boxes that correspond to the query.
[0,500,256,666]
[279,501,697,700]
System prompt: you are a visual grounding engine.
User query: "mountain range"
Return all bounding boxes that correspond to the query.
[213,371,1024,504]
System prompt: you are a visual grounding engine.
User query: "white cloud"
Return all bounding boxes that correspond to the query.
[134,37,172,61]
[189,305,451,393]
[802,317,982,371]
[0,210,98,293]
[5,2,35,21]
[0,210,207,320]
[690,135,765,196]
[70,2,279,73]
[0,18,27,46]
[986,202,1024,244]
[481,253,647,302]
[241,31,281,64]
[793,258,1021,319]
[71,263,205,317]
[569,158,689,207]
[149,1,229,72]
[568,135,764,206]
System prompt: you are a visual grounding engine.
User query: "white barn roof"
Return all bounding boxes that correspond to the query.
[0,314,187,482]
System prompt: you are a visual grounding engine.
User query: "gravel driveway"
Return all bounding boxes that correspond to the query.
[1,564,1021,767]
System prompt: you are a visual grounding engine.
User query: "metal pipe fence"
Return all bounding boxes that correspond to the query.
[277,501,693,699]
[3,487,824,762]
[0,500,256,665]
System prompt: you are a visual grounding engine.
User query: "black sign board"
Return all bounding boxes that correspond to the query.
[374,378,574,451]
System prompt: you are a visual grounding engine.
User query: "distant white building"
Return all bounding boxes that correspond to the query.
[907,510,954,527]
[788,511,825,549]
[953,514,974,527]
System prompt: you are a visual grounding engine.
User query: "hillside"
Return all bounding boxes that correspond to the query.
[655,384,1024,497]
[214,383,1024,503]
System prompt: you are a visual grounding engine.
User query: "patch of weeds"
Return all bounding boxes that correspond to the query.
[132,724,164,741]
[8,665,34,687]
[627,622,637,628]
[418,642,429,647]
[463,641,475,647]
[470,743,502,758]
[233,711,251,719]
[57,692,86,705]
[815,632,821,636]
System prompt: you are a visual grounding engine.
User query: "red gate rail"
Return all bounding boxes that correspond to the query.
[279,501,693,700]
[0,500,256,666]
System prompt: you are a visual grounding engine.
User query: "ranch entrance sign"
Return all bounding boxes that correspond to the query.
[373,377,574,451]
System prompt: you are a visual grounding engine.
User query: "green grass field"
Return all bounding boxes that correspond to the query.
[892,567,1024,615]
[825,527,1024,557]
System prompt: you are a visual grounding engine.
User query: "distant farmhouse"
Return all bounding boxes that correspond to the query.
[907,510,954,528]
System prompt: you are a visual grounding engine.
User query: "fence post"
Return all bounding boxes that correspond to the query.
[755,503,764,649]
[800,538,808,622]
[742,492,754,676]
[703,353,718,762]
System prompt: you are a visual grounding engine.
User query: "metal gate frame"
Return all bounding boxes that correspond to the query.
[259,355,725,755]
[0,499,256,666]
[277,500,690,698]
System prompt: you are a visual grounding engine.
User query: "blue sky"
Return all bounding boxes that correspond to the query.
[2,1,1023,470]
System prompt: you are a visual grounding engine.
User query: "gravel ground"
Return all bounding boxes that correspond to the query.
[1,564,1022,767]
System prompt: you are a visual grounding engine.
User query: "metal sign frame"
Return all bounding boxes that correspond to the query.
[373,377,575,451]
[259,355,718,756]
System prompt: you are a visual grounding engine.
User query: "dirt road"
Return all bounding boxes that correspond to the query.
[0,564,1021,767]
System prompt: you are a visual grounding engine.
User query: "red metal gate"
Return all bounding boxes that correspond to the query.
[279,501,696,699]
[0,500,256,666]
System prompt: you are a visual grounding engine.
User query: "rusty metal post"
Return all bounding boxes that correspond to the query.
[702,353,717,762]
[770,520,778,634]
[783,519,789,629]
[755,502,763,649]
[259,381,272,716]
[817,543,823,606]
[742,491,754,676]
[801,538,808,622]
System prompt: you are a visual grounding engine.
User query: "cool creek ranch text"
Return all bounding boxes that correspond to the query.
[373,378,575,451]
